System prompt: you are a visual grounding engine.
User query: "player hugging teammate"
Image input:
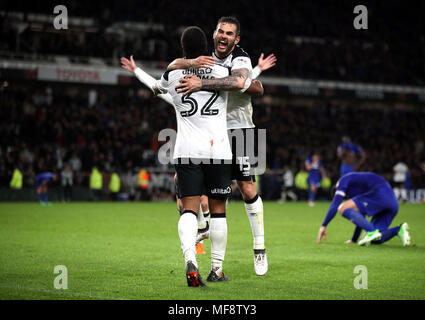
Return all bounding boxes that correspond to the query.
[121,16,277,287]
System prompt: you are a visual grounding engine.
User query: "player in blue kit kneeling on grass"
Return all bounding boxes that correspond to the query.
[317,172,411,246]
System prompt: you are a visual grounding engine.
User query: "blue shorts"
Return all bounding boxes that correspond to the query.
[340,163,354,176]
[308,176,321,188]
[35,178,49,188]
[352,185,399,229]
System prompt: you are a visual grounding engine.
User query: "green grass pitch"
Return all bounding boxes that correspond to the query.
[0,201,424,300]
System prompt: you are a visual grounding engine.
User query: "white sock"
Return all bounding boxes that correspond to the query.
[197,204,207,230]
[244,195,265,250]
[394,188,400,200]
[178,211,198,268]
[401,189,408,201]
[210,214,227,272]
[203,210,210,223]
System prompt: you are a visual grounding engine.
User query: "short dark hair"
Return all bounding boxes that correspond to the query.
[180,26,209,59]
[217,16,240,36]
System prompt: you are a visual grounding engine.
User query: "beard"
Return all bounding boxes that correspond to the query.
[214,37,236,58]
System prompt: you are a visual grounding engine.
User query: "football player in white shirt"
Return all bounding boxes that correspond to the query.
[393,161,409,202]
[171,16,275,276]
[122,26,264,286]
[120,22,274,278]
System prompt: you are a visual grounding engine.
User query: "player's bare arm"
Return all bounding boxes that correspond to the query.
[354,151,367,171]
[176,68,249,96]
[167,56,216,71]
[320,167,327,179]
[175,70,261,97]
[337,148,347,159]
[245,80,264,96]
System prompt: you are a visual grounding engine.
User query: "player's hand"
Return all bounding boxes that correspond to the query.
[317,226,327,243]
[344,240,354,244]
[120,55,137,73]
[175,75,202,96]
[257,53,277,71]
[191,56,216,69]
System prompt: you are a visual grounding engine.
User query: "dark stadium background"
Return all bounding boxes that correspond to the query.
[1,0,425,202]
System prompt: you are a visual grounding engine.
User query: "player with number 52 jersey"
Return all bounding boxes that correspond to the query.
[154,66,232,162]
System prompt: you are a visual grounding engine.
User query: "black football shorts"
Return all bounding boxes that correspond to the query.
[174,158,232,200]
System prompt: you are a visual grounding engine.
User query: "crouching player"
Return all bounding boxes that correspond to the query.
[35,172,56,206]
[317,172,411,246]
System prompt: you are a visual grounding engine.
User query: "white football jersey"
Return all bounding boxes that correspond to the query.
[155,65,232,160]
[213,45,255,129]
[393,162,408,182]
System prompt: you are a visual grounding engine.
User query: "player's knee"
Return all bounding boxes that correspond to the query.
[200,196,209,212]
[337,203,346,215]
[238,180,257,200]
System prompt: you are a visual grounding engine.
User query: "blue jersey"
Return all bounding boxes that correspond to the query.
[337,142,362,156]
[338,142,363,176]
[322,172,397,226]
[35,172,54,187]
[305,157,322,185]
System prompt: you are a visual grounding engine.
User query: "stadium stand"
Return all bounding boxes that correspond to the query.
[1,0,425,201]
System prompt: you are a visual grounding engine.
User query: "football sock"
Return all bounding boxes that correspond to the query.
[37,193,43,203]
[210,213,227,273]
[400,189,408,201]
[393,188,400,200]
[178,210,198,268]
[342,209,375,232]
[244,194,265,250]
[197,204,207,230]
[42,193,48,202]
[372,226,401,244]
[203,210,210,221]
[308,189,315,201]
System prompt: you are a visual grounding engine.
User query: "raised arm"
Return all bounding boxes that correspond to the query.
[252,53,277,79]
[167,56,216,71]
[121,55,173,106]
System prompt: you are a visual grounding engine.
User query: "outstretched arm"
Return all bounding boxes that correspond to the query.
[252,53,277,79]
[322,194,344,227]
[317,193,344,244]
[121,55,173,105]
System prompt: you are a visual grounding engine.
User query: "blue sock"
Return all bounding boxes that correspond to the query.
[42,193,48,202]
[342,209,376,232]
[37,193,43,203]
[372,226,401,244]
[308,190,315,201]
